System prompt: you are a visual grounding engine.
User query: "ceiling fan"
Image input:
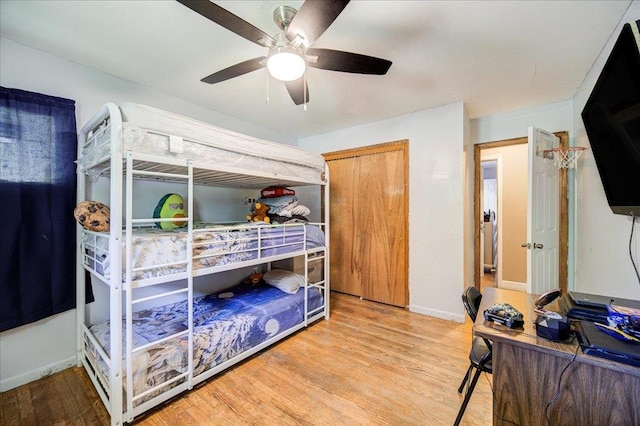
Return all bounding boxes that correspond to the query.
[176,0,392,106]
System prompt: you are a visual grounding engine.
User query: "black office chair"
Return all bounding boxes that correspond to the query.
[454,286,492,426]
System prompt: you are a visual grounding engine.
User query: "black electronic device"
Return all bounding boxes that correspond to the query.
[535,311,571,341]
[534,289,562,312]
[563,302,609,323]
[568,291,611,308]
[484,303,524,328]
[533,289,571,341]
[577,320,640,367]
[569,291,640,310]
[581,20,640,216]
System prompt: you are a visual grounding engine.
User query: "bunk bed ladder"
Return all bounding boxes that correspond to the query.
[301,247,327,322]
[122,153,194,421]
[304,251,309,326]
[323,165,331,320]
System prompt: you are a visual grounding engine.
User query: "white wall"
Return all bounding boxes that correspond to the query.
[463,110,474,309]
[299,103,468,322]
[0,39,297,147]
[471,99,573,144]
[572,2,640,300]
[0,38,297,391]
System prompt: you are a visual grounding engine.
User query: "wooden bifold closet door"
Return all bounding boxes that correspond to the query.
[324,140,408,307]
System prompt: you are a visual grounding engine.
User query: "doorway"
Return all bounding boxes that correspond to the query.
[480,158,499,292]
[473,132,569,293]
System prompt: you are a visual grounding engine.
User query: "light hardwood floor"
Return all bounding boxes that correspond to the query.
[0,292,492,425]
[481,272,496,293]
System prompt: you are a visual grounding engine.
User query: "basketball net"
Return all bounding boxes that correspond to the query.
[546,147,586,169]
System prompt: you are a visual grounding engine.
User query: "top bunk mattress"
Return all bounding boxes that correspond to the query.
[82,221,326,282]
[77,103,326,186]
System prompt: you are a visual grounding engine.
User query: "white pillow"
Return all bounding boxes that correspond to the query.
[263,269,305,294]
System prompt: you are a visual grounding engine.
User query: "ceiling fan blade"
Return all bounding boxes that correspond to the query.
[284,77,310,106]
[201,57,266,84]
[177,0,275,48]
[306,48,392,75]
[286,0,350,47]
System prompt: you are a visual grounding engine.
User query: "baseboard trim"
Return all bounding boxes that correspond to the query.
[499,280,526,292]
[409,305,466,323]
[0,356,76,392]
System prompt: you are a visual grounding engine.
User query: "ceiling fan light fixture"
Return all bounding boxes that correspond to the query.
[267,46,306,81]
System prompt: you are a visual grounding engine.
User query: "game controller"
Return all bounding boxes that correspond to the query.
[484,303,524,328]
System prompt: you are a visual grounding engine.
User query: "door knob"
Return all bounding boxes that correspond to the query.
[533,243,544,249]
[521,242,531,249]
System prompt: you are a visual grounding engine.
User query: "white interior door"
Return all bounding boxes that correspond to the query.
[527,127,560,294]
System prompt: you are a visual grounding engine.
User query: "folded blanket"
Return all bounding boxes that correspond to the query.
[268,214,309,224]
[254,195,298,215]
[277,204,311,218]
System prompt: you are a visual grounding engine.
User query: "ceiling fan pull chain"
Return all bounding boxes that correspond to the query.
[303,72,308,112]
[266,69,270,106]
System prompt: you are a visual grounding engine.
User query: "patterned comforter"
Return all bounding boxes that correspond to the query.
[89,283,324,404]
[86,222,325,280]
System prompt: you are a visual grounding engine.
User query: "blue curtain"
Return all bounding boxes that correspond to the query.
[0,87,82,332]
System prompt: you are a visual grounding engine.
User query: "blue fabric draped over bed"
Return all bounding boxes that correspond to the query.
[0,87,84,332]
[89,282,324,403]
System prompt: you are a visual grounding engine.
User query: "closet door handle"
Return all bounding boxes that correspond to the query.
[533,243,544,249]
[521,242,531,249]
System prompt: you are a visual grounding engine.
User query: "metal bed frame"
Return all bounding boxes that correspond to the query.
[75,103,329,425]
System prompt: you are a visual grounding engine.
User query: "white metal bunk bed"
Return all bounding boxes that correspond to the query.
[75,103,329,426]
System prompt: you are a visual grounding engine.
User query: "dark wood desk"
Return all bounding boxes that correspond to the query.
[474,287,640,426]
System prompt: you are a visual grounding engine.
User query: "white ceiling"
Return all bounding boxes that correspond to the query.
[0,0,632,139]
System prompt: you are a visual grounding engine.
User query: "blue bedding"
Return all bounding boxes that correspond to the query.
[89,282,324,403]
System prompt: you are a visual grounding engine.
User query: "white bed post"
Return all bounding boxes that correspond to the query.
[108,104,125,426]
[124,151,135,421]
[187,160,194,390]
[324,164,330,319]
[76,118,88,367]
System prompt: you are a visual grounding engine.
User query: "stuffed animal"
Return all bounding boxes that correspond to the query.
[153,193,187,230]
[247,202,271,223]
[242,271,264,286]
[74,201,110,232]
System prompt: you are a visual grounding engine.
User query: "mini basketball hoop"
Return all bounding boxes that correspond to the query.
[544,147,587,169]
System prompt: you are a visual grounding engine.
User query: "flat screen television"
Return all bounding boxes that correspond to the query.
[581,20,640,216]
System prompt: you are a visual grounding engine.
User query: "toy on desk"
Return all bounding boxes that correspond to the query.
[594,322,640,343]
[604,304,640,341]
[484,303,524,328]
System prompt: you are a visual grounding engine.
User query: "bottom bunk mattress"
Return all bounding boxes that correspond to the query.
[87,282,324,404]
